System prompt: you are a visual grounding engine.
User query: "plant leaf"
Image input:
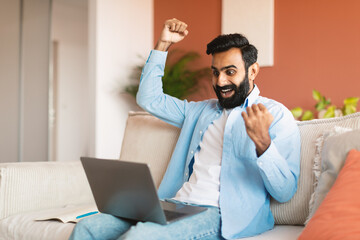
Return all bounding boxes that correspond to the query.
[301,110,314,121]
[124,85,139,98]
[312,90,322,101]
[325,99,332,105]
[343,105,357,115]
[315,101,325,111]
[323,106,336,118]
[344,97,359,107]
[291,107,303,119]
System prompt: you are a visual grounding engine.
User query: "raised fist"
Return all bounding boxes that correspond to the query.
[241,103,274,156]
[155,18,189,51]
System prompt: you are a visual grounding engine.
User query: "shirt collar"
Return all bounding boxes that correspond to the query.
[244,84,260,108]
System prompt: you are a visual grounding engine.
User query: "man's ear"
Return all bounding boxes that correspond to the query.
[248,62,260,81]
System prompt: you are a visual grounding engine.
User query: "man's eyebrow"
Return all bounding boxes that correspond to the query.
[211,65,238,71]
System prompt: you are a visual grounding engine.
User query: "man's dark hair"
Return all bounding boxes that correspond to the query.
[206,33,258,70]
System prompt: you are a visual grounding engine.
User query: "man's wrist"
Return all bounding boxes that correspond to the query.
[154,40,172,52]
[255,137,271,157]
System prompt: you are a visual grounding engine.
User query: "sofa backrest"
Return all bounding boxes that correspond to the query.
[120,112,180,188]
[120,111,360,225]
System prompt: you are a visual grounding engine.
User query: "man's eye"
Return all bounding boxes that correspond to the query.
[213,71,219,77]
[226,69,235,75]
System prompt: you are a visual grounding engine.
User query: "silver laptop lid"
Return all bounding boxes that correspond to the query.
[80,157,167,224]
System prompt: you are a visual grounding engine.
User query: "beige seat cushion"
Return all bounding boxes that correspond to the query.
[240,225,304,240]
[0,207,76,240]
[120,111,360,225]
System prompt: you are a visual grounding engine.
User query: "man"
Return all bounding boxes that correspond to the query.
[70,18,300,240]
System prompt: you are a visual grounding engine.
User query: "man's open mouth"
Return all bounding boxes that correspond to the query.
[220,88,235,98]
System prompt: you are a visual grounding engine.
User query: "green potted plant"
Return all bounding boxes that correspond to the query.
[291,90,359,121]
[125,51,210,100]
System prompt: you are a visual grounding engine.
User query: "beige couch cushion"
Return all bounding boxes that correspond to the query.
[241,225,303,240]
[0,207,75,240]
[0,161,94,219]
[120,111,180,187]
[120,111,360,225]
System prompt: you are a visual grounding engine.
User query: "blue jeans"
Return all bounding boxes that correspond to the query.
[69,201,223,240]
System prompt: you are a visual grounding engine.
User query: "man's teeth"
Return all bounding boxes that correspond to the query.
[221,89,232,93]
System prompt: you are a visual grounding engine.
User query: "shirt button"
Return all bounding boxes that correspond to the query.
[199,130,203,134]
[191,151,194,154]
[185,173,188,176]
[258,161,263,166]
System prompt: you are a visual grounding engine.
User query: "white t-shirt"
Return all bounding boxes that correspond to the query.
[173,110,229,207]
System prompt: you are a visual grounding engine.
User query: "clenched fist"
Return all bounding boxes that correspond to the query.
[155,18,189,51]
[241,103,274,157]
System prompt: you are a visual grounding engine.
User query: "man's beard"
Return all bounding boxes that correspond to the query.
[213,74,250,109]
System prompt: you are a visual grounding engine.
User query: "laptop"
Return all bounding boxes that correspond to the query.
[80,157,207,225]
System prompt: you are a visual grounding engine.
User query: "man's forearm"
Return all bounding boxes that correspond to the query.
[256,111,301,203]
[154,40,172,52]
[136,50,187,128]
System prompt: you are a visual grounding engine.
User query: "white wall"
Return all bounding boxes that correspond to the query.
[0,0,21,163]
[222,0,274,67]
[51,0,90,161]
[89,0,153,159]
[0,0,152,162]
[0,0,51,163]
[21,0,52,162]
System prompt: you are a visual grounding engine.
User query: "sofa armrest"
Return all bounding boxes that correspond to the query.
[0,161,94,220]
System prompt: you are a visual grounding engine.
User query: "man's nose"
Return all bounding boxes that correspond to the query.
[217,73,229,86]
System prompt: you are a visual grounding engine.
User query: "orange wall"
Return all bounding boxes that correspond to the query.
[154,0,360,109]
[154,0,221,67]
[154,0,221,101]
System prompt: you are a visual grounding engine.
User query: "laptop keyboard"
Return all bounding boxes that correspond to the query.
[163,210,188,222]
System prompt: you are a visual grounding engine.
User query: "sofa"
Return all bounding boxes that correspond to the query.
[1,111,359,240]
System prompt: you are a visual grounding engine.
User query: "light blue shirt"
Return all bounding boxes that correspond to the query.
[136,50,300,239]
